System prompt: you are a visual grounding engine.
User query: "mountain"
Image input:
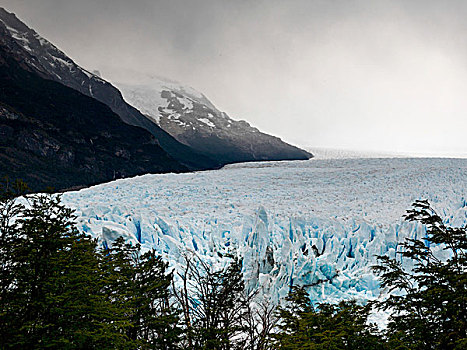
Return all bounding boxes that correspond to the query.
[0,23,189,192]
[0,7,311,168]
[118,79,313,163]
[0,7,219,170]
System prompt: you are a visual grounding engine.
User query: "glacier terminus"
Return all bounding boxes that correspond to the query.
[60,156,467,323]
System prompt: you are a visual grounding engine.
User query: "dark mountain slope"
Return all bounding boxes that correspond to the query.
[0,50,187,192]
[0,7,220,170]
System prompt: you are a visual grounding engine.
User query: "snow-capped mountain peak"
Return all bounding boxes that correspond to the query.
[0,6,310,167]
[0,7,221,171]
[119,78,236,130]
[117,78,311,163]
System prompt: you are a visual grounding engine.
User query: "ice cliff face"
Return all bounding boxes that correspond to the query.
[61,158,467,306]
[117,79,312,164]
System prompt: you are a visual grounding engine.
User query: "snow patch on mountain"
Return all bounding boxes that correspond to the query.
[117,78,235,132]
[116,77,311,163]
[116,77,288,142]
[0,9,106,89]
[199,118,215,128]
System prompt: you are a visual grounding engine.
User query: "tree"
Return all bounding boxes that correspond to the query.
[173,254,254,349]
[102,237,181,349]
[273,286,384,350]
[373,199,467,350]
[0,184,181,349]
[0,193,127,349]
[135,249,181,349]
[243,299,277,350]
[0,179,28,344]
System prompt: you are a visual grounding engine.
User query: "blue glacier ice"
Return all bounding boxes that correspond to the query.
[61,158,467,318]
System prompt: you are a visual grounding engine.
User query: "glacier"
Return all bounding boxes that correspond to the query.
[61,157,467,311]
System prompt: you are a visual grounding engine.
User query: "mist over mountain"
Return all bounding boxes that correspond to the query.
[0,9,311,178]
[0,48,187,191]
[118,79,312,163]
[0,7,220,171]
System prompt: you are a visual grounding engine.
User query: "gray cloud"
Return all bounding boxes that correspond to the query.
[2,0,467,156]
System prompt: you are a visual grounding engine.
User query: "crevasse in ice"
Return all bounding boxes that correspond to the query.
[62,158,467,307]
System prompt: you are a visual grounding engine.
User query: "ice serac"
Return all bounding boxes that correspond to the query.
[68,192,467,306]
[0,7,219,171]
[62,158,467,309]
[117,79,313,164]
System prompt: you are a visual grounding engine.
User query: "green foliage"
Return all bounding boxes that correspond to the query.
[4,188,464,350]
[273,287,385,350]
[102,237,181,349]
[0,185,181,349]
[0,193,122,348]
[0,179,29,345]
[373,199,467,350]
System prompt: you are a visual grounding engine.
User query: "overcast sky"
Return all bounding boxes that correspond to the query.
[2,0,467,156]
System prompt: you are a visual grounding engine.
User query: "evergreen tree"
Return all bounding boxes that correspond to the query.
[373,200,467,350]
[100,237,138,348]
[0,179,183,349]
[0,193,127,349]
[0,179,28,345]
[273,286,385,350]
[102,237,181,349]
[133,249,181,349]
